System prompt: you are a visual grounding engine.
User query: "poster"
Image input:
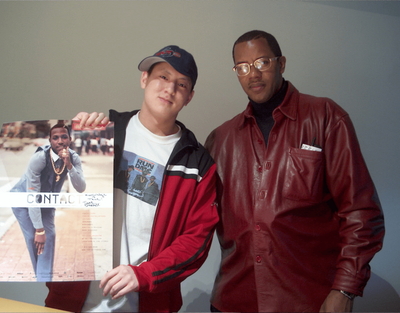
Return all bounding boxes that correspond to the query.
[0,119,114,282]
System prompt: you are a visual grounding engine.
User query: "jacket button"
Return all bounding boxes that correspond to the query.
[266,162,271,170]
[255,224,261,231]
[258,166,262,172]
[256,255,262,263]
[258,139,263,145]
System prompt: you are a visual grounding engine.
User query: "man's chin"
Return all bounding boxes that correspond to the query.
[249,96,269,104]
[246,91,270,104]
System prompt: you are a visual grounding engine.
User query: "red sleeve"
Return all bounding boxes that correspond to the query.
[131,164,218,293]
[324,115,384,296]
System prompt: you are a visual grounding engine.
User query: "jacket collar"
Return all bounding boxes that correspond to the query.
[278,81,298,121]
[174,120,199,149]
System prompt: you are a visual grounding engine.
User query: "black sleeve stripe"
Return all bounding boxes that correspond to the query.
[151,229,214,280]
[153,269,185,285]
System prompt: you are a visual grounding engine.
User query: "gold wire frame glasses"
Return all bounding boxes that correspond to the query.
[233,57,280,76]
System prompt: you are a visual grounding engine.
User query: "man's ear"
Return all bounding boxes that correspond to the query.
[140,71,149,89]
[184,90,195,107]
[279,56,286,74]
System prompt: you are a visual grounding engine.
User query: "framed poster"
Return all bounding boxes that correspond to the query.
[0,119,113,282]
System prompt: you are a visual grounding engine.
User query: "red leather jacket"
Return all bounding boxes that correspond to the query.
[205,82,384,312]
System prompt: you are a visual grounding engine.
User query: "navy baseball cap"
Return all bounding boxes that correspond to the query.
[138,45,198,87]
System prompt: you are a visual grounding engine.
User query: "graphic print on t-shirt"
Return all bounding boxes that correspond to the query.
[116,150,164,206]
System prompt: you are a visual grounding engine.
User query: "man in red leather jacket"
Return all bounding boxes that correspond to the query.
[205,30,384,312]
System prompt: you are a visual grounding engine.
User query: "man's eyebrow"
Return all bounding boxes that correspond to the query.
[235,55,269,64]
[178,78,191,87]
[160,68,171,76]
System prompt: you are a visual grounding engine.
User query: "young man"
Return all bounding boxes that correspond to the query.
[205,30,384,312]
[45,45,218,312]
[11,124,86,282]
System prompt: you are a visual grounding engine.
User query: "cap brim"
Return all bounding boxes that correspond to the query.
[138,56,167,71]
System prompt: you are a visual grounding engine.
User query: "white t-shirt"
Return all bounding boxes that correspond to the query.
[82,113,181,312]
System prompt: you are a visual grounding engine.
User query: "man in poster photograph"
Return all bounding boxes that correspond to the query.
[10,123,86,282]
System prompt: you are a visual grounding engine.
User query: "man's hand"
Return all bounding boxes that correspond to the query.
[99,265,139,300]
[320,290,354,312]
[59,148,72,170]
[72,112,109,130]
[34,228,46,255]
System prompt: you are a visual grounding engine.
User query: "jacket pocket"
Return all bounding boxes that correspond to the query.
[282,147,324,202]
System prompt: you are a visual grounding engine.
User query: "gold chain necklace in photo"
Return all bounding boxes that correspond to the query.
[50,154,66,182]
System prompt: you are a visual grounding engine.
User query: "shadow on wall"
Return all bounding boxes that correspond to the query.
[182,273,400,312]
[354,272,400,312]
[184,288,212,312]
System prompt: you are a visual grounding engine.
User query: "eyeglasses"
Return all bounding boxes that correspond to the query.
[233,57,280,76]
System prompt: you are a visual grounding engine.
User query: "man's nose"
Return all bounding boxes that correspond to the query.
[249,64,262,77]
[165,81,176,95]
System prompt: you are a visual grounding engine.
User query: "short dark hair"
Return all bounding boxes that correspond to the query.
[232,30,282,61]
[50,123,71,139]
[147,63,157,76]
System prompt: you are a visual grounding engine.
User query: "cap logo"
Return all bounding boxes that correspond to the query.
[156,48,181,58]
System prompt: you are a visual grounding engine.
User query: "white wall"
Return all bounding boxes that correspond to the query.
[1,1,399,311]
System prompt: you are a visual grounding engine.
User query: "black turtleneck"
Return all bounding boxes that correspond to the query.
[250,79,288,147]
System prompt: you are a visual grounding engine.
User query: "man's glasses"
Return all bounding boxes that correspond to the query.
[233,57,280,76]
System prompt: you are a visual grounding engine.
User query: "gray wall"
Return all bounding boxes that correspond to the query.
[1,1,399,311]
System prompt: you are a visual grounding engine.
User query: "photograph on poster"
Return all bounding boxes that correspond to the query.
[0,119,114,282]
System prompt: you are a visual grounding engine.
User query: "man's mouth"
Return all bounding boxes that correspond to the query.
[249,83,265,92]
[159,96,172,105]
[249,80,265,90]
